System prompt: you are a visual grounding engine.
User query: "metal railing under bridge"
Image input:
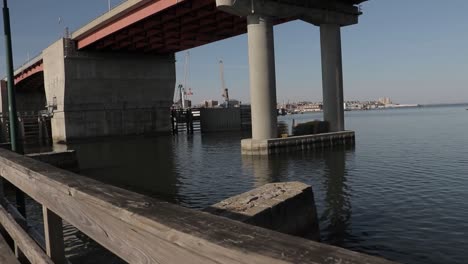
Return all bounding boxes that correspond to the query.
[0,111,52,146]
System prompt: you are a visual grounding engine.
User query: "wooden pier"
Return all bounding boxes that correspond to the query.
[0,148,397,264]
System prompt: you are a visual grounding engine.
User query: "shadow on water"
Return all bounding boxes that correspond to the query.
[51,136,182,264]
[66,135,180,203]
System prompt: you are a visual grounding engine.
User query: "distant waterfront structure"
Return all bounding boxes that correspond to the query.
[280,98,419,113]
[200,99,241,108]
[226,99,240,107]
[202,100,219,108]
[378,97,392,105]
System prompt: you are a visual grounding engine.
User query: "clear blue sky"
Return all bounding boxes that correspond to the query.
[1,0,468,104]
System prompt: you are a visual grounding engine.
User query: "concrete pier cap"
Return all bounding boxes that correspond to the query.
[216,0,363,26]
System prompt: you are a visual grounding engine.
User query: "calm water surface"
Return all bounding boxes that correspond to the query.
[58,105,468,264]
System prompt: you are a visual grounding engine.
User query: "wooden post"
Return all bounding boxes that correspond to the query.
[0,232,19,264]
[18,117,25,143]
[38,117,43,145]
[0,205,53,264]
[42,206,65,264]
[44,118,50,144]
[0,177,4,198]
[5,184,28,264]
[14,242,28,263]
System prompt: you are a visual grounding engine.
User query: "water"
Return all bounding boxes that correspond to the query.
[41,105,468,263]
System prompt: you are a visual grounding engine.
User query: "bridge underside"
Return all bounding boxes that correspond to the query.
[1,71,46,115]
[75,0,365,54]
[6,0,366,145]
[15,72,46,112]
[77,0,253,54]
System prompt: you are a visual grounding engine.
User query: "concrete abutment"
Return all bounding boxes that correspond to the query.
[43,39,176,143]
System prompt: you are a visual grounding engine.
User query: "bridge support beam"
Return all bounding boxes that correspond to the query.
[320,24,345,132]
[247,15,278,140]
[43,39,175,143]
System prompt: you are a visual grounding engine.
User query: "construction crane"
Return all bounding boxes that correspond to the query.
[174,51,193,109]
[183,51,193,107]
[219,59,229,107]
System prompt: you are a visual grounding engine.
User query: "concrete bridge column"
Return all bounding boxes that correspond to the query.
[43,38,176,143]
[320,24,344,132]
[247,15,278,140]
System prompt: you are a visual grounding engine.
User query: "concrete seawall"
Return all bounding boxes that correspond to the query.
[200,108,242,132]
[27,150,79,172]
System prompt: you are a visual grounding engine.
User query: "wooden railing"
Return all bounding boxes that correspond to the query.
[0,148,397,264]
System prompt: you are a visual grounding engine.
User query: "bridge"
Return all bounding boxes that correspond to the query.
[1,0,365,144]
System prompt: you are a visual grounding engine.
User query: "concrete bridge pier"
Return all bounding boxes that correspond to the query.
[43,38,176,143]
[320,24,345,132]
[247,15,278,140]
[216,0,361,154]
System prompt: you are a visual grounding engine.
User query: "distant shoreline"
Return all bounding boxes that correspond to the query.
[419,103,468,107]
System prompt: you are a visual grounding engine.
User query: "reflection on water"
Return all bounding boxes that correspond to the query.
[320,149,352,246]
[241,147,355,245]
[61,134,358,248]
[241,155,289,186]
[67,136,179,203]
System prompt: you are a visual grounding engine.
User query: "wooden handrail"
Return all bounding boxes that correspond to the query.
[0,148,397,264]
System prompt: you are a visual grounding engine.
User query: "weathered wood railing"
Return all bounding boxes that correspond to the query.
[0,148,397,264]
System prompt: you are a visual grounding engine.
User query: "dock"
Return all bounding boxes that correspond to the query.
[170,108,201,134]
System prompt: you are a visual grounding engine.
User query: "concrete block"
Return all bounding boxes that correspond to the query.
[27,150,79,172]
[205,182,320,241]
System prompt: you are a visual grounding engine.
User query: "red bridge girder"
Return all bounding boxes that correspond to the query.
[14,60,43,86]
[74,0,287,54]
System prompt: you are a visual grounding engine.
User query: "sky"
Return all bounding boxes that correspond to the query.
[1,0,468,105]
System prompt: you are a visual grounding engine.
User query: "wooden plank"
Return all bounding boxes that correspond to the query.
[0,205,53,264]
[0,149,398,264]
[0,232,20,264]
[43,206,66,264]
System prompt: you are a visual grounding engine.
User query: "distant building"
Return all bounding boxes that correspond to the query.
[173,99,191,109]
[202,100,219,108]
[227,99,240,107]
[301,104,322,112]
[378,97,392,105]
[345,102,364,110]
